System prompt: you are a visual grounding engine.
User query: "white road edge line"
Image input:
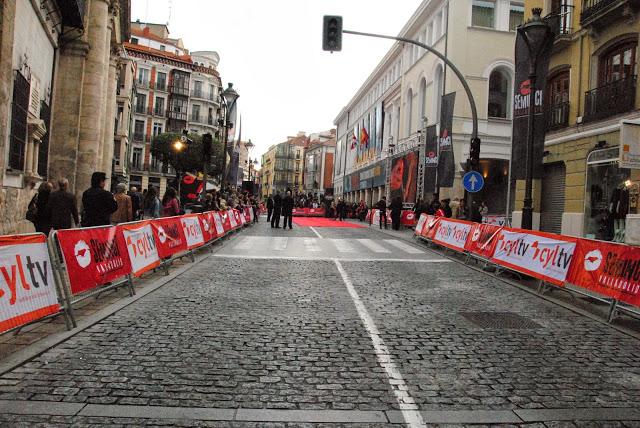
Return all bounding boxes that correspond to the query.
[213,254,452,263]
[309,226,323,239]
[333,259,425,428]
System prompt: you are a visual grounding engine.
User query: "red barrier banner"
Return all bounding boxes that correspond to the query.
[119,221,160,277]
[465,223,503,259]
[229,210,238,229]
[420,215,439,240]
[221,211,232,232]
[237,209,246,226]
[567,238,640,307]
[181,215,205,249]
[244,207,253,223]
[292,208,325,217]
[400,210,417,226]
[368,209,392,224]
[212,211,226,236]
[414,214,428,236]
[492,229,576,285]
[432,218,474,251]
[151,216,188,259]
[199,212,220,243]
[0,234,60,334]
[57,226,131,295]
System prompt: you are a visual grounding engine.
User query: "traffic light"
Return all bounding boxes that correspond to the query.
[469,137,481,167]
[202,133,213,163]
[323,16,343,52]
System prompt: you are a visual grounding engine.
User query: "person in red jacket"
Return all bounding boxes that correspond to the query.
[161,187,181,217]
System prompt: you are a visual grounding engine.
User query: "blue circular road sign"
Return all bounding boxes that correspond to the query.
[463,171,484,193]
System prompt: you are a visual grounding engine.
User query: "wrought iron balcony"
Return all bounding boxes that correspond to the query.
[154,108,164,117]
[169,85,189,97]
[584,76,636,123]
[581,0,640,27]
[167,110,187,121]
[191,90,204,99]
[546,101,570,131]
[134,105,146,114]
[155,82,167,92]
[545,4,573,41]
[190,114,202,123]
[133,132,144,141]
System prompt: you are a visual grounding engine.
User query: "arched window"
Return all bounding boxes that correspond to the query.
[599,41,636,85]
[405,89,413,136]
[419,78,427,124]
[488,68,511,119]
[432,65,444,122]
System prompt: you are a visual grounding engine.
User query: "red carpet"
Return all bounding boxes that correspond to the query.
[292,217,366,228]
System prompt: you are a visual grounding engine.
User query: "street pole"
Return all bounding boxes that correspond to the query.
[522,61,537,230]
[342,29,480,219]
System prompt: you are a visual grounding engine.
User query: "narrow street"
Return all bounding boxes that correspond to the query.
[1,219,639,426]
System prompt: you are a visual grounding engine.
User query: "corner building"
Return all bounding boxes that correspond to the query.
[334,0,522,212]
[515,0,640,243]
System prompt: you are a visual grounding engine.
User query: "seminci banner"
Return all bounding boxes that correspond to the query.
[151,216,188,259]
[437,92,456,187]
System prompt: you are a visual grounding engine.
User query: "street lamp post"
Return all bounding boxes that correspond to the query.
[171,130,190,197]
[518,8,553,230]
[219,83,239,191]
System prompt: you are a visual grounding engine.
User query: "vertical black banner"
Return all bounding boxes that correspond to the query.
[511,29,554,180]
[424,125,438,194]
[437,92,456,187]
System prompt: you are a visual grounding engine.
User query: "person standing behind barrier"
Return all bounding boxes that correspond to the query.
[143,186,161,218]
[282,190,294,230]
[390,196,403,230]
[162,187,180,217]
[81,172,117,227]
[47,178,79,231]
[29,181,53,235]
[111,183,133,224]
[337,198,346,221]
[266,195,274,222]
[271,191,282,228]
[252,199,259,223]
[129,187,143,220]
[442,199,452,218]
[376,196,388,229]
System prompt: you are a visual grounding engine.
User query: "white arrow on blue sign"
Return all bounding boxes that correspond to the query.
[463,171,484,193]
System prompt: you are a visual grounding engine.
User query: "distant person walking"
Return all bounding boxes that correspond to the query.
[271,191,282,228]
[376,196,388,229]
[111,183,133,224]
[47,178,79,231]
[162,187,181,217]
[81,172,117,227]
[129,186,143,220]
[266,195,274,222]
[282,190,294,230]
[28,181,53,235]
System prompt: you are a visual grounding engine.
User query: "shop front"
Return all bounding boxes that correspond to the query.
[343,161,386,205]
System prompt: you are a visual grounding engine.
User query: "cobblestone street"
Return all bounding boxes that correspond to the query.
[1,220,640,426]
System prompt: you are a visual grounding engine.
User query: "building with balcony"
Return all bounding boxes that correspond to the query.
[303,130,336,197]
[518,0,640,241]
[112,57,137,189]
[260,133,308,198]
[124,21,222,195]
[333,0,521,210]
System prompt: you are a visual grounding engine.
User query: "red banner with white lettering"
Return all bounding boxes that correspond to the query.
[567,238,640,307]
[420,215,440,240]
[400,210,417,226]
[244,207,254,223]
[57,226,131,295]
[212,211,226,236]
[221,211,232,232]
[151,216,188,259]
[414,214,428,236]
[180,214,205,250]
[119,221,161,277]
[491,229,577,285]
[0,234,60,333]
[465,223,503,259]
[199,212,220,242]
[229,210,239,229]
[432,218,474,251]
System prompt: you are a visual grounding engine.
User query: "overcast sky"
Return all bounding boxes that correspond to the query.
[131,0,420,163]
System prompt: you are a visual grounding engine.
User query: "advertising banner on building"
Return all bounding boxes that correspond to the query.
[567,238,640,307]
[432,218,474,251]
[511,28,554,180]
[212,211,226,236]
[0,234,60,334]
[57,226,131,295]
[119,221,160,277]
[151,216,188,259]
[620,120,640,169]
[465,223,503,259]
[390,150,419,203]
[491,229,576,285]
[424,125,438,194]
[437,93,456,187]
[180,215,205,250]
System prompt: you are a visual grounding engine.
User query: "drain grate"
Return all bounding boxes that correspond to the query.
[460,312,542,330]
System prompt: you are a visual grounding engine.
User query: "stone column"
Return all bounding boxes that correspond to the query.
[101,55,118,188]
[75,0,111,196]
[97,6,114,170]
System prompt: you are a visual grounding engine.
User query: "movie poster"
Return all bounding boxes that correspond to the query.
[390,150,419,203]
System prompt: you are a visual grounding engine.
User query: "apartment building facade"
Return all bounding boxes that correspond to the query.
[303,130,336,197]
[260,133,308,198]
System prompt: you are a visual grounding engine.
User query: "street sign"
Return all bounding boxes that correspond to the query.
[463,171,484,193]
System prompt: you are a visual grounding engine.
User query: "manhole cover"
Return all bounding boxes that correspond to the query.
[460,312,542,329]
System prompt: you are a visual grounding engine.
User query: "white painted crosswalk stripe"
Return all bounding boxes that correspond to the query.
[356,239,391,253]
[330,239,356,253]
[271,237,288,251]
[234,236,256,251]
[384,239,423,254]
[303,238,321,252]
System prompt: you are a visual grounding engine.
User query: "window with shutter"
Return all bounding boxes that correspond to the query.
[9,72,30,171]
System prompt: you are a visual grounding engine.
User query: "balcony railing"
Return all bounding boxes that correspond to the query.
[131,161,143,171]
[169,85,189,96]
[207,117,214,125]
[154,108,164,117]
[167,110,187,121]
[137,79,149,89]
[581,0,636,24]
[134,105,146,114]
[133,132,144,141]
[190,114,201,123]
[545,4,574,35]
[546,101,570,130]
[155,82,167,91]
[584,76,636,123]
[191,90,204,98]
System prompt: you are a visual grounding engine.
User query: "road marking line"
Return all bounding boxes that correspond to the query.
[303,238,321,252]
[385,239,424,254]
[271,237,288,251]
[334,260,425,428]
[213,254,451,263]
[357,239,391,253]
[233,236,256,251]
[309,226,323,239]
[330,239,356,253]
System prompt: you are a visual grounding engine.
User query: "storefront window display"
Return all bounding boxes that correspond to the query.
[584,147,631,241]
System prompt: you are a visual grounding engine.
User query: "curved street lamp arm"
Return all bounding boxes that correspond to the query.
[342,29,478,140]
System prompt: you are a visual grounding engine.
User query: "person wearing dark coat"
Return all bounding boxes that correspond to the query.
[336,199,347,221]
[376,196,388,229]
[271,191,282,228]
[266,195,274,222]
[47,178,79,231]
[390,196,403,230]
[30,181,53,235]
[81,172,118,227]
[282,190,294,230]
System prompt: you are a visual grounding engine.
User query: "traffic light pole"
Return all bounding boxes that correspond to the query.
[341,29,480,219]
